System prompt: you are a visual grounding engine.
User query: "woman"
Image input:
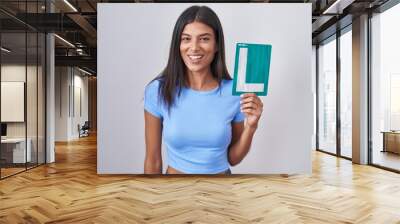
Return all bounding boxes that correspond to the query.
[144,5,263,174]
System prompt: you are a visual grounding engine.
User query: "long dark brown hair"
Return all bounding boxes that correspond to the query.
[152,5,231,110]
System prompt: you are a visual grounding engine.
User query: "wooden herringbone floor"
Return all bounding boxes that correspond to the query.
[1,134,400,224]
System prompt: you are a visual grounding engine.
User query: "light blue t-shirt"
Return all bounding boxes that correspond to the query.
[144,79,245,174]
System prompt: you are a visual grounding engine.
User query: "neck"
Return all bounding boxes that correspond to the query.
[186,68,218,91]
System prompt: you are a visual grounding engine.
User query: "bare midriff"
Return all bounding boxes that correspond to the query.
[166,166,227,174]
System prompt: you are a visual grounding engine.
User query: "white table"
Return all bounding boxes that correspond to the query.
[1,138,32,163]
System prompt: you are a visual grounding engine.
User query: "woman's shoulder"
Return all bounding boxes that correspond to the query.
[145,78,163,92]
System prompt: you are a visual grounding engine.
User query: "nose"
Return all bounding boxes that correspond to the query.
[190,39,200,52]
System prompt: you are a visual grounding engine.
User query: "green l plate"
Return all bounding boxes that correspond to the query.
[232,43,272,96]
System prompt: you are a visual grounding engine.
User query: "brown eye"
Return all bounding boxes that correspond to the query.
[181,37,190,41]
[200,37,210,41]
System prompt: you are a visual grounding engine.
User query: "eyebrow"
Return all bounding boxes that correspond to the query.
[181,33,212,37]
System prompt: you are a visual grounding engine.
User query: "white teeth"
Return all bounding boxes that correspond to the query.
[189,55,203,60]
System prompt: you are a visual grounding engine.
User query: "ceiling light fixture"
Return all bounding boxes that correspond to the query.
[322,0,354,15]
[76,48,84,55]
[78,67,92,76]
[54,34,75,48]
[1,47,11,53]
[323,0,342,14]
[63,0,78,12]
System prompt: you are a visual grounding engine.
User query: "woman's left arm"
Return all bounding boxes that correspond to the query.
[228,93,263,166]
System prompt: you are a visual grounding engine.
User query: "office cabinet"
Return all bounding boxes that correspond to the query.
[382,131,400,154]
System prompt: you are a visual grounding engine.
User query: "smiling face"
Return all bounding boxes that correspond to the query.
[180,21,217,75]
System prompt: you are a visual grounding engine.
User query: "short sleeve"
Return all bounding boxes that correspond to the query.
[233,100,245,122]
[144,80,163,119]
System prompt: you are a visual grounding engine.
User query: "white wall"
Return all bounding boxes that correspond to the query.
[55,67,89,141]
[1,65,39,138]
[98,3,313,174]
[55,67,69,141]
[312,45,317,151]
[1,66,26,127]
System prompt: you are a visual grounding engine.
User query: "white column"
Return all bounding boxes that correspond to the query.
[46,1,55,163]
[46,33,55,163]
[352,14,369,164]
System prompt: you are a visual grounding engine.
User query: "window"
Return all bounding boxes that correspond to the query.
[318,37,337,154]
[340,29,352,158]
[371,3,400,171]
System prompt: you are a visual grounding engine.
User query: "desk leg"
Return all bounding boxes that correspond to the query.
[382,133,386,152]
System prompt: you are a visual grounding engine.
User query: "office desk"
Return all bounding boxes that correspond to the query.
[1,138,31,163]
[382,131,400,154]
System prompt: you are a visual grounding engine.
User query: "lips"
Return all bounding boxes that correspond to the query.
[188,54,204,63]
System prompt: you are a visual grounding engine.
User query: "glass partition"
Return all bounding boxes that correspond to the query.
[38,32,45,165]
[317,36,337,155]
[0,31,28,177]
[27,31,38,169]
[0,1,46,179]
[27,0,40,170]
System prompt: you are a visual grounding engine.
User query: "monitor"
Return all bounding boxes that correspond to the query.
[1,123,7,137]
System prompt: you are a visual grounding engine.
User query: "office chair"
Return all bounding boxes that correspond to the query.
[79,121,90,138]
